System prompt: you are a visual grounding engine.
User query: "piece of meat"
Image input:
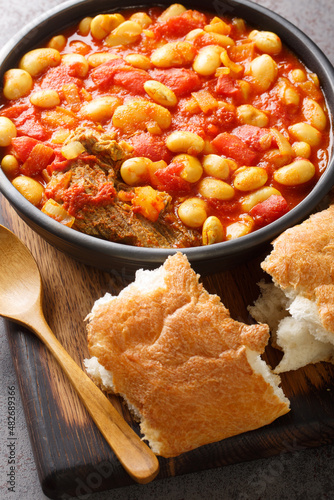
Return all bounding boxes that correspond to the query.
[46,128,201,248]
[66,127,129,173]
[69,163,200,248]
[74,200,200,248]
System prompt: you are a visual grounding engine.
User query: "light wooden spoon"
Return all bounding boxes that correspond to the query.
[0,224,159,484]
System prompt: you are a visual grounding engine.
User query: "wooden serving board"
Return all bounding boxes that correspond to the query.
[1,193,334,499]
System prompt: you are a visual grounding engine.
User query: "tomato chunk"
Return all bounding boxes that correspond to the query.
[20,143,55,176]
[232,125,272,151]
[113,69,150,94]
[154,163,191,194]
[41,65,83,92]
[250,195,289,228]
[91,58,149,93]
[149,68,201,96]
[1,104,29,119]
[91,58,124,88]
[216,75,240,97]
[47,159,70,175]
[129,133,172,162]
[62,182,116,217]
[211,132,258,166]
[11,136,40,162]
[13,109,48,141]
[154,10,207,39]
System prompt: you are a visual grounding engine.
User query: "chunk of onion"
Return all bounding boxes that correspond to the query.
[61,141,86,159]
[42,199,75,227]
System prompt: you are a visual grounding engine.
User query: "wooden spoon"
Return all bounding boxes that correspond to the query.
[0,224,159,484]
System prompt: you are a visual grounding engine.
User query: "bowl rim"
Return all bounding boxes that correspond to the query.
[0,0,334,267]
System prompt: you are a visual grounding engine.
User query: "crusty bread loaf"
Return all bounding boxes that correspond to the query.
[84,252,289,458]
[249,204,334,373]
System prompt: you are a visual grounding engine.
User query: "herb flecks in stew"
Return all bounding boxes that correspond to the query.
[0,4,331,247]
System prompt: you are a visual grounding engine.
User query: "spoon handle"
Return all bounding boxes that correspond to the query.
[26,310,159,484]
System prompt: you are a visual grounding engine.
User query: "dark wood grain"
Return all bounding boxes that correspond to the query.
[1,193,334,499]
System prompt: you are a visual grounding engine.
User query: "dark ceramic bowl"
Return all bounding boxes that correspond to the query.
[1,0,334,276]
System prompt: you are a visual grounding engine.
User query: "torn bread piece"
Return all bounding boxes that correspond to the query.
[85,252,289,458]
[249,204,334,373]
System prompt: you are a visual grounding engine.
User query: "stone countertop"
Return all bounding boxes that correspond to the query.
[1,1,334,499]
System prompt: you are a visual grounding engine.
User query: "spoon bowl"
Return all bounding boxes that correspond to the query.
[0,225,41,320]
[0,224,159,484]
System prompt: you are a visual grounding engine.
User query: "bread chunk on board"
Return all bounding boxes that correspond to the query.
[249,204,334,373]
[85,252,289,458]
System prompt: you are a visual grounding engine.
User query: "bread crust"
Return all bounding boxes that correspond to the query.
[262,204,334,333]
[87,252,289,457]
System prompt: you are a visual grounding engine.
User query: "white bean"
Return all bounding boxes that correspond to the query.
[30,89,60,108]
[292,141,311,158]
[185,28,204,42]
[289,69,307,83]
[173,154,203,183]
[120,157,152,185]
[144,80,177,107]
[197,178,235,200]
[81,96,121,122]
[158,4,186,21]
[166,131,204,155]
[3,68,33,100]
[234,167,268,191]
[236,104,269,127]
[90,14,124,40]
[106,20,142,47]
[78,17,93,36]
[87,52,120,67]
[288,122,322,147]
[112,100,171,133]
[248,30,282,55]
[129,12,152,28]
[151,41,195,68]
[302,98,327,131]
[193,45,222,76]
[1,155,19,176]
[247,54,278,91]
[178,198,207,228]
[61,53,89,78]
[47,35,66,52]
[0,117,17,146]
[202,216,224,245]
[202,154,230,180]
[241,186,281,212]
[12,176,44,206]
[273,159,315,185]
[125,53,151,69]
[19,48,61,76]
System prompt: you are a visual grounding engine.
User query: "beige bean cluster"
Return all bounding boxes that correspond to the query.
[0,3,330,244]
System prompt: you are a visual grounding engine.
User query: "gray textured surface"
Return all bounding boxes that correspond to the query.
[1,1,334,499]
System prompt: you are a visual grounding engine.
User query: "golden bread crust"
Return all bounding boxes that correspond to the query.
[262,204,334,332]
[87,253,289,457]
